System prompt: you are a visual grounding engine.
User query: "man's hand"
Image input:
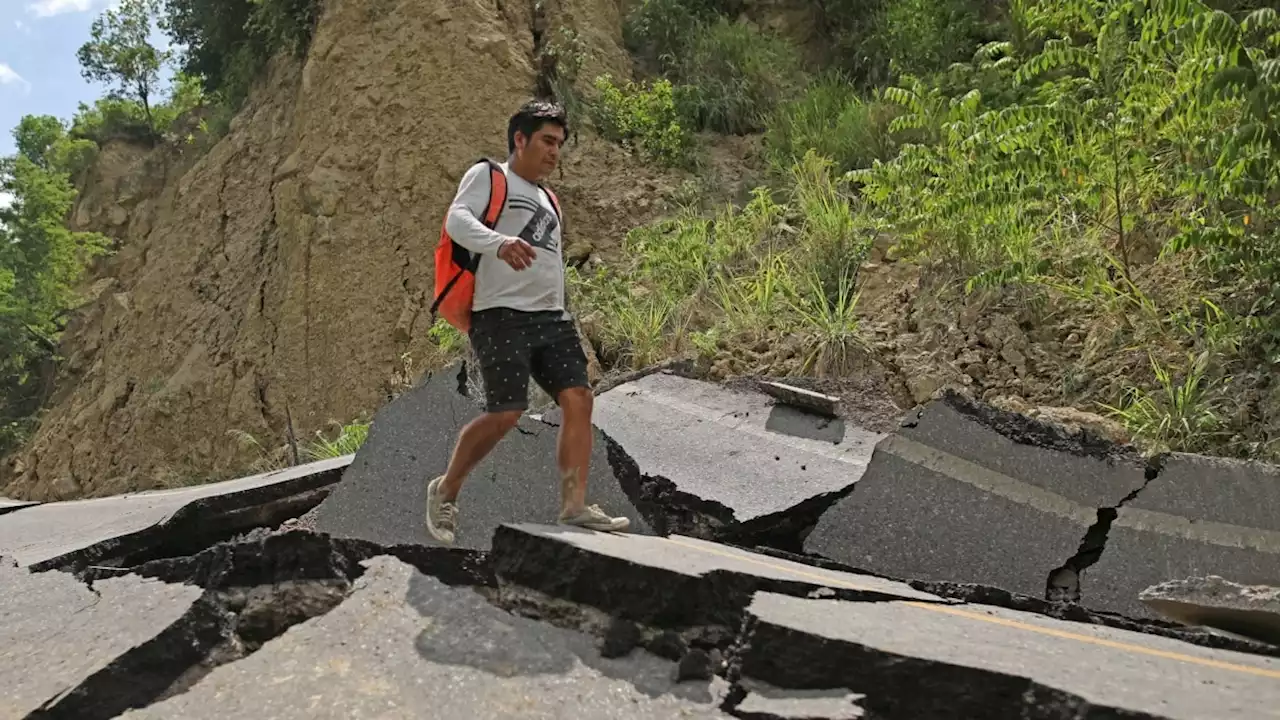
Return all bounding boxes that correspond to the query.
[497,237,537,271]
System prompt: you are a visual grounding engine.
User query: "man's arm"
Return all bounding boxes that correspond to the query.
[444,162,506,255]
[444,162,537,270]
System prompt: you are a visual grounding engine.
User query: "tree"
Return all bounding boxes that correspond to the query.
[13,116,65,170]
[76,0,170,136]
[0,146,110,454]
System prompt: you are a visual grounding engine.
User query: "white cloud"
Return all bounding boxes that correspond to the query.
[14,20,32,34]
[27,0,96,18]
[0,64,32,93]
[0,192,12,210]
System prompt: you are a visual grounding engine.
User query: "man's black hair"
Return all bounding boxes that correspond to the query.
[507,100,569,154]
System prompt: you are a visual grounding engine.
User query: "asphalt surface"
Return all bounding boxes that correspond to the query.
[0,558,201,718]
[0,498,36,516]
[804,395,1153,602]
[2,522,1279,719]
[544,372,883,523]
[743,590,1280,719]
[493,522,946,605]
[0,455,352,568]
[312,365,652,550]
[1089,452,1280,619]
[118,556,735,720]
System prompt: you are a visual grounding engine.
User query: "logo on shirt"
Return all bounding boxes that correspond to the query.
[509,195,560,252]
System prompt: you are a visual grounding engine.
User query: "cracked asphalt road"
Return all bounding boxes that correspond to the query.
[3,371,1280,719]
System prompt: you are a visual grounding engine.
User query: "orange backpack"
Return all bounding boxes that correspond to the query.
[430,158,561,333]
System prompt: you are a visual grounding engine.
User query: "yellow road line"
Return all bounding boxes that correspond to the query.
[665,536,1280,680]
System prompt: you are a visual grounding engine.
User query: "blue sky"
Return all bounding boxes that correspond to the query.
[0,0,174,158]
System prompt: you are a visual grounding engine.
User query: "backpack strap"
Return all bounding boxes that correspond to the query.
[541,184,561,220]
[458,158,508,273]
[479,158,508,230]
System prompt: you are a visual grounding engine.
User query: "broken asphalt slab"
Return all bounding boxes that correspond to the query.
[1089,452,1280,620]
[116,555,736,720]
[0,498,37,516]
[312,363,652,550]
[1140,576,1280,647]
[491,523,948,638]
[8,521,1279,719]
[3,529,492,720]
[0,454,351,572]
[542,371,882,547]
[804,390,1155,605]
[0,556,204,719]
[735,591,1280,720]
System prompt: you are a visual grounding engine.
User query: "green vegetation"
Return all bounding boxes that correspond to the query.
[160,0,321,121]
[0,124,111,454]
[579,0,1280,458]
[76,0,172,136]
[229,418,371,475]
[572,151,869,375]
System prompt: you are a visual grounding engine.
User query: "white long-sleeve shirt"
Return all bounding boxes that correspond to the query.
[444,160,566,314]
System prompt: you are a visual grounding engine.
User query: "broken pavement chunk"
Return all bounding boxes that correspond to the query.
[758,381,842,418]
[0,454,351,571]
[118,556,735,719]
[730,679,865,720]
[805,391,1152,605]
[1140,575,1280,647]
[490,523,946,632]
[736,591,1280,720]
[545,372,881,548]
[312,363,650,550]
[0,557,205,719]
[0,497,37,515]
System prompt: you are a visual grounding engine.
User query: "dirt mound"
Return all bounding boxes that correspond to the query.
[3,0,681,501]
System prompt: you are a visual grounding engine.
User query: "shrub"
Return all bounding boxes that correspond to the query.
[622,0,720,73]
[763,73,901,176]
[589,75,696,167]
[570,152,870,375]
[671,18,806,135]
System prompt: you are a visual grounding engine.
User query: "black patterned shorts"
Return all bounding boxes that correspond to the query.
[468,308,591,413]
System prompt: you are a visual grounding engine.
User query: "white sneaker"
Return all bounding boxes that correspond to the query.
[559,503,631,532]
[425,475,459,545]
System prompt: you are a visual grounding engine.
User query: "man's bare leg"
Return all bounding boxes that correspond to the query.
[556,386,594,513]
[555,385,629,532]
[426,410,520,544]
[441,411,521,501]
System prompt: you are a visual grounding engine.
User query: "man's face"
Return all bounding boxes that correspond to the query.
[516,122,566,179]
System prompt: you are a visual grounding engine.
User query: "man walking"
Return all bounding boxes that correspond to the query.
[424,100,631,546]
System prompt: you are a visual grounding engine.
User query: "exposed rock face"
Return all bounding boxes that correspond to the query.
[4,0,679,501]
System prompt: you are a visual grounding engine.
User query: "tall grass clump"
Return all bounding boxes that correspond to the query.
[763,73,902,176]
[570,151,871,377]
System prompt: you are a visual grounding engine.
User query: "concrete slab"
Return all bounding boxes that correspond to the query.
[805,392,1152,603]
[0,498,37,516]
[312,365,651,550]
[740,591,1280,719]
[546,372,882,538]
[492,523,948,631]
[0,558,203,718]
[1088,453,1280,619]
[119,556,734,720]
[1140,576,1280,646]
[0,454,351,570]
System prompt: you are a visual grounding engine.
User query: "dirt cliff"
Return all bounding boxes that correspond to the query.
[3,0,682,500]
